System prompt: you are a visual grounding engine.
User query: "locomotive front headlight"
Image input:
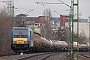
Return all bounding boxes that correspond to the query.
[13,41,17,44]
[24,41,27,44]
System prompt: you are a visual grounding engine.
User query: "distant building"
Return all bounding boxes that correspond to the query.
[60,15,69,29]
[51,17,60,30]
[74,13,83,19]
[38,16,45,26]
[25,17,40,33]
[65,18,89,42]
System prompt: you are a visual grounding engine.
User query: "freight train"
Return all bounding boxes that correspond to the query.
[11,27,89,53]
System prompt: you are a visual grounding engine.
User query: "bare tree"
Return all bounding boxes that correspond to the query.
[41,9,53,40]
[54,27,68,41]
[0,7,16,54]
[73,32,87,44]
[55,27,87,44]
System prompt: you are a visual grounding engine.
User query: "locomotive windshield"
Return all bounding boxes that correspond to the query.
[14,29,28,35]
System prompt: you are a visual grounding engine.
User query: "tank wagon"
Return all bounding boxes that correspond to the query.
[73,42,88,52]
[79,44,88,52]
[54,41,68,51]
[33,34,53,52]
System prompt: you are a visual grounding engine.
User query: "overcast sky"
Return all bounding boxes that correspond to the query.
[0,0,90,18]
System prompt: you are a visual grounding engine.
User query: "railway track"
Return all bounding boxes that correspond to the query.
[0,52,42,60]
[37,53,56,60]
[17,52,55,60]
[0,52,68,60]
[41,52,68,60]
[17,52,68,60]
[79,54,90,58]
[0,53,18,57]
[73,52,90,60]
[1,52,89,60]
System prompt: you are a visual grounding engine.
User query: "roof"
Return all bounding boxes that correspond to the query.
[60,14,69,17]
[15,14,38,23]
[26,17,38,23]
[79,19,88,22]
[26,17,60,23]
[16,14,26,16]
[68,19,88,23]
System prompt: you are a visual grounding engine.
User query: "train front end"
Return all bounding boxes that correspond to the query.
[11,27,33,52]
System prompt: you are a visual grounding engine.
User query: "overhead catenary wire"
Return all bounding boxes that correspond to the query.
[14,0,28,11]
[13,0,35,17]
[41,0,47,9]
[58,0,71,8]
[35,2,63,4]
[16,9,22,14]
[36,0,63,9]
[53,10,60,15]
[32,10,36,17]
[24,9,34,17]
[35,1,63,17]
[25,9,34,15]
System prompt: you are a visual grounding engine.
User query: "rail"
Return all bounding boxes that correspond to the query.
[79,54,90,58]
[17,52,55,60]
[0,53,18,57]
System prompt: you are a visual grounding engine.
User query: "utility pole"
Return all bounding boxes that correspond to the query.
[12,6,14,27]
[58,0,74,60]
[72,0,79,60]
[0,0,14,27]
[89,17,90,56]
[7,0,15,27]
[9,2,15,27]
[33,21,35,35]
[0,0,14,14]
[59,0,79,60]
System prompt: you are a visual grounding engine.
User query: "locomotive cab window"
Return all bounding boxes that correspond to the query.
[14,29,28,35]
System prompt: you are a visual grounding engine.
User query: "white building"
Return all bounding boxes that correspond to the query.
[65,22,89,40]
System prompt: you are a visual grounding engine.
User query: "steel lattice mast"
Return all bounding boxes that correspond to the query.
[0,0,14,27]
[69,0,79,60]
